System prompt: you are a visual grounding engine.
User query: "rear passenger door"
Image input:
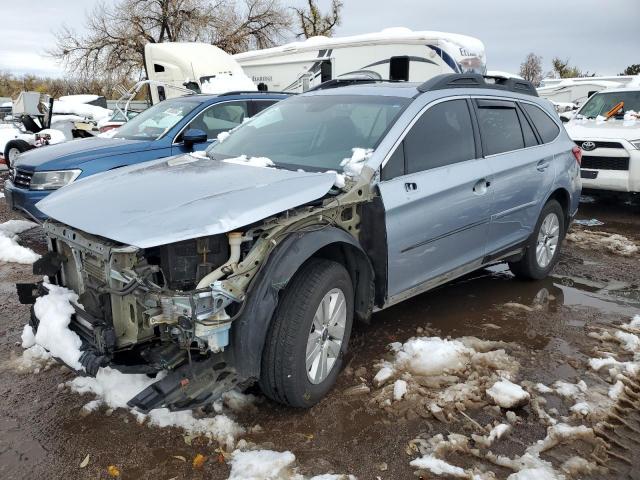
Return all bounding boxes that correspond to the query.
[474,99,556,256]
[378,98,493,299]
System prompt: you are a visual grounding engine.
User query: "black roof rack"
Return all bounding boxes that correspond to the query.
[308,78,398,92]
[218,90,295,96]
[418,74,538,97]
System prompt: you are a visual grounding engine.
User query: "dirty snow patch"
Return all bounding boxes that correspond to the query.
[392,337,472,376]
[410,455,467,477]
[566,230,638,256]
[68,366,245,449]
[0,220,40,264]
[486,379,530,408]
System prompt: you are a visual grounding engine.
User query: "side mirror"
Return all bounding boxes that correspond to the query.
[183,129,208,148]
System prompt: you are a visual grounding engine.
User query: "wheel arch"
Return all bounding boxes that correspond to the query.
[228,225,374,379]
[545,187,571,235]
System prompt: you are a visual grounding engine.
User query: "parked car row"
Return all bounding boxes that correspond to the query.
[10,74,581,411]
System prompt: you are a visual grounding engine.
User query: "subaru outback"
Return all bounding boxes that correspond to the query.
[18,74,581,412]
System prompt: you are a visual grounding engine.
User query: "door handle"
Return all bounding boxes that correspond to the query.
[404,182,417,192]
[473,179,490,195]
[537,160,550,172]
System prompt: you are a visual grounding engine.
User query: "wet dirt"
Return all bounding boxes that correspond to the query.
[0,176,638,479]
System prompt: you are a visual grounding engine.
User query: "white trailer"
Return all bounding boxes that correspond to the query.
[538,75,640,108]
[233,27,486,92]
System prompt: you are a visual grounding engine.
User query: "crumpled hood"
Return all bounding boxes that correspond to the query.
[565,119,640,141]
[15,137,155,170]
[37,155,338,248]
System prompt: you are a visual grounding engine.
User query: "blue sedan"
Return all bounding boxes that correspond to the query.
[4,92,288,221]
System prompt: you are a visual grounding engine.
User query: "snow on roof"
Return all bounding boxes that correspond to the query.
[234,27,485,61]
[486,70,523,80]
[58,94,101,104]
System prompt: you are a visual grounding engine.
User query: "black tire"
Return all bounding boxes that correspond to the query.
[509,200,565,280]
[259,258,354,407]
[4,139,32,168]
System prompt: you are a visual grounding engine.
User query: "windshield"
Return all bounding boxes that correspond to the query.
[577,91,640,119]
[207,94,410,170]
[113,99,197,140]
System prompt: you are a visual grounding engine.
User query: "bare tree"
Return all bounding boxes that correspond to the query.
[549,57,595,79]
[293,0,342,38]
[519,53,543,86]
[51,0,291,78]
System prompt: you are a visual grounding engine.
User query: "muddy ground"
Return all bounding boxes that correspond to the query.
[0,170,638,479]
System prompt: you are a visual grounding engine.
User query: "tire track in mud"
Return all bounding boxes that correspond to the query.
[594,374,640,478]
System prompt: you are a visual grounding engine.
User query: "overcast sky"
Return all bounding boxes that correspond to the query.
[2,0,638,77]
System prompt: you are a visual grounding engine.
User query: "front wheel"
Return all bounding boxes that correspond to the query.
[509,200,564,280]
[4,139,32,168]
[260,258,354,407]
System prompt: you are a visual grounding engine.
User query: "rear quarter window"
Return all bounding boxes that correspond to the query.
[522,103,560,143]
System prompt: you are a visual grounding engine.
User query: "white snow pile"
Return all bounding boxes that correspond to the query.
[28,282,84,370]
[217,131,231,143]
[227,449,355,480]
[565,229,638,256]
[223,154,274,168]
[332,147,373,188]
[408,423,604,479]
[371,334,523,418]
[486,380,530,409]
[201,73,257,94]
[0,220,40,264]
[52,99,112,122]
[37,128,67,145]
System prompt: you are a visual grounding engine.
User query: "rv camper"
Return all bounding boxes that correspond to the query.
[145,28,486,97]
[234,27,487,92]
[537,75,640,108]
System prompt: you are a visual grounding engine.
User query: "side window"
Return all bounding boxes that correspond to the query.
[521,103,560,143]
[517,108,538,147]
[404,99,476,174]
[475,100,524,155]
[251,100,278,116]
[381,142,405,180]
[181,101,249,141]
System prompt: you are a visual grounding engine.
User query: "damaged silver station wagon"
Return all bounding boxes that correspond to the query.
[18,74,581,412]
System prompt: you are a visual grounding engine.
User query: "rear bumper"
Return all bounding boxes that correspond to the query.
[3,180,49,222]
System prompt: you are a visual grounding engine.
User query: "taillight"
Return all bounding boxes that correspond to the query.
[572,146,582,165]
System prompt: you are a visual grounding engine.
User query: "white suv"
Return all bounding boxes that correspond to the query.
[564,87,640,197]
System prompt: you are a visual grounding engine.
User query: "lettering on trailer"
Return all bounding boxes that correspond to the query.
[252,76,273,82]
[459,47,472,57]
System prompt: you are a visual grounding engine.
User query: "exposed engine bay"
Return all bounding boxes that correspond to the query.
[18,183,372,412]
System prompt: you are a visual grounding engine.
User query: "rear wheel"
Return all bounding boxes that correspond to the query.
[260,258,354,407]
[4,139,32,168]
[509,200,564,280]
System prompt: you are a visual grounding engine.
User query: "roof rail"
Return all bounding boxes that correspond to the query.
[218,90,294,96]
[307,78,395,92]
[417,74,538,97]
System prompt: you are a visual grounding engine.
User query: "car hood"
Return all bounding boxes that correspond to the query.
[37,155,338,248]
[565,119,640,141]
[15,137,155,170]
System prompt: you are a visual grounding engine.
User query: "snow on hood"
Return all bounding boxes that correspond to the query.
[565,116,640,141]
[37,155,338,248]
